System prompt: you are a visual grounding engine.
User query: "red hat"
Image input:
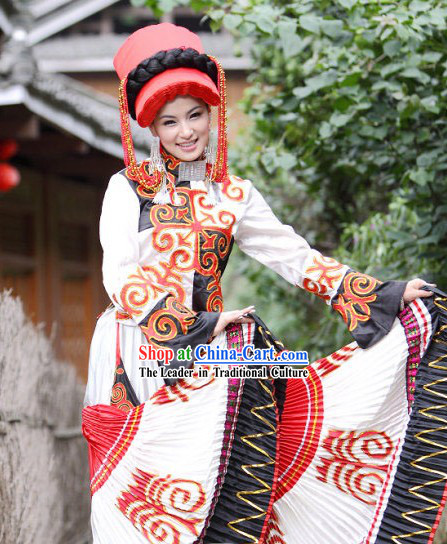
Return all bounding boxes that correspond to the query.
[115,23,228,197]
[113,23,220,127]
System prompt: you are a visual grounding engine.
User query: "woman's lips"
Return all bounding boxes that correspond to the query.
[177,139,198,151]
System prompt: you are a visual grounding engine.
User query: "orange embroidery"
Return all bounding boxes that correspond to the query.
[141,296,196,346]
[161,149,181,170]
[221,174,247,202]
[142,261,187,304]
[125,160,162,198]
[206,274,224,312]
[304,254,344,290]
[316,430,394,505]
[332,272,380,331]
[150,188,235,312]
[117,470,206,542]
[111,382,135,413]
[302,278,331,302]
[120,266,165,319]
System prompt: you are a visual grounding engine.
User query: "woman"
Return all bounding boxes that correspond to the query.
[82,23,447,544]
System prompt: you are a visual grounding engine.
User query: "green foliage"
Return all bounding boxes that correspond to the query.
[138,0,447,357]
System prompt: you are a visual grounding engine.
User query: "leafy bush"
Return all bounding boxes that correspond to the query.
[139,0,447,356]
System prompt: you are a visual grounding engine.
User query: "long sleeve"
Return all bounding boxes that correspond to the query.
[234,181,406,348]
[100,173,219,354]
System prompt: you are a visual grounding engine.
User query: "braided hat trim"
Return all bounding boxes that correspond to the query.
[135,67,219,127]
[126,47,218,119]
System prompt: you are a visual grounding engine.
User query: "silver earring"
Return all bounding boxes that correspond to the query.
[149,136,180,205]
[205,131,217,165]
[149,135,164,174]
[203,131,221,206]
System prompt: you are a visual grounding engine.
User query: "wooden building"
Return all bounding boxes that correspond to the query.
[0,0,251,380]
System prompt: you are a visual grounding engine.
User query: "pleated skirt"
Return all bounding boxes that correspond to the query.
[83,295,447,544]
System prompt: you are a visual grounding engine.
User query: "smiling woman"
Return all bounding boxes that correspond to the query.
[81,22,447,544]
[150,96,210,161]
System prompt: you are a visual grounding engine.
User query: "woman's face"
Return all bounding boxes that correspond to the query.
[151,95,210,161]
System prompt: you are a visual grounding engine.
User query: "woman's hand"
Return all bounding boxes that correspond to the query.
[212,305,255,338]
[403,278,436,304]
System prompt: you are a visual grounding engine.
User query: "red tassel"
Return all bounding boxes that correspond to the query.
[208,56,228,184]
[118,78,163,194]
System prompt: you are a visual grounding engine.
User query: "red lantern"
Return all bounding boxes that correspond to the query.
[0,163,20,192]
[0,139,18,161]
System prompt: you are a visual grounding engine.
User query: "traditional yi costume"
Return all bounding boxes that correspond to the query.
[82,23,447,544]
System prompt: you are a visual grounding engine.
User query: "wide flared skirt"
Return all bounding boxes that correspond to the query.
[82,295,447,544]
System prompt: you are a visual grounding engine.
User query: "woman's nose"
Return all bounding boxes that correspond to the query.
[179,122,194,139]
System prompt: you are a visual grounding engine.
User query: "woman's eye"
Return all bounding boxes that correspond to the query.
[163,120,176,126]
[190,112,202,119]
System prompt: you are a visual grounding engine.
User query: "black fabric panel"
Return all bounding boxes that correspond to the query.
[126,174,192,232]
[125,173,156,232]
[192,237,234,312]
[203,378,278,544]
[192,271,214,312]
[251,312,288,420]
[375,289,447,543]
[333,269,406,349]
[112,357,141,407]
[204,315,284,544]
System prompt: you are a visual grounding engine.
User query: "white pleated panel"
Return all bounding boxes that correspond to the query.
[274,319,412,544]
[90,376,230,544]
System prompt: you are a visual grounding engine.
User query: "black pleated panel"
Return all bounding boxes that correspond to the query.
[376,291,447,543]
[203,378,278,544]
[203,314,285,544]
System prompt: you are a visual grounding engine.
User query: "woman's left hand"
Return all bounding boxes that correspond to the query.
[403,278,436,303]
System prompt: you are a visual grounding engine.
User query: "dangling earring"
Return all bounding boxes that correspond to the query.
[205,131,217,166]
[204,130,221,206]
[118,78,179,206]
[149,136,164,173]
[149,135,180,206]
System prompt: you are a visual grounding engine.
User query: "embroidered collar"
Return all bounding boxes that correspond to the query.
[161,148,181,179]
[135,146,220,205]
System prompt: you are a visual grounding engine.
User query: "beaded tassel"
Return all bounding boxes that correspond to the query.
[119,78,181,204]
[208,56,228,185]
[153,172,180,205]
[203,132,220,205]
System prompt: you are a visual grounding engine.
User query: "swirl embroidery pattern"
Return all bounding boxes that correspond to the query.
[332,272,380,331]
[119,265,165,319]
[316,429,394,505]
[117,469,206,543]
[141,296,196,346]
[111,382,135,413]
[221,174,247,202]
[149,188,236,311]
[303,254,345,302]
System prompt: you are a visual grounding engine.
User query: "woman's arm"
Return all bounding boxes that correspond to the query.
[233,180,431,349]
